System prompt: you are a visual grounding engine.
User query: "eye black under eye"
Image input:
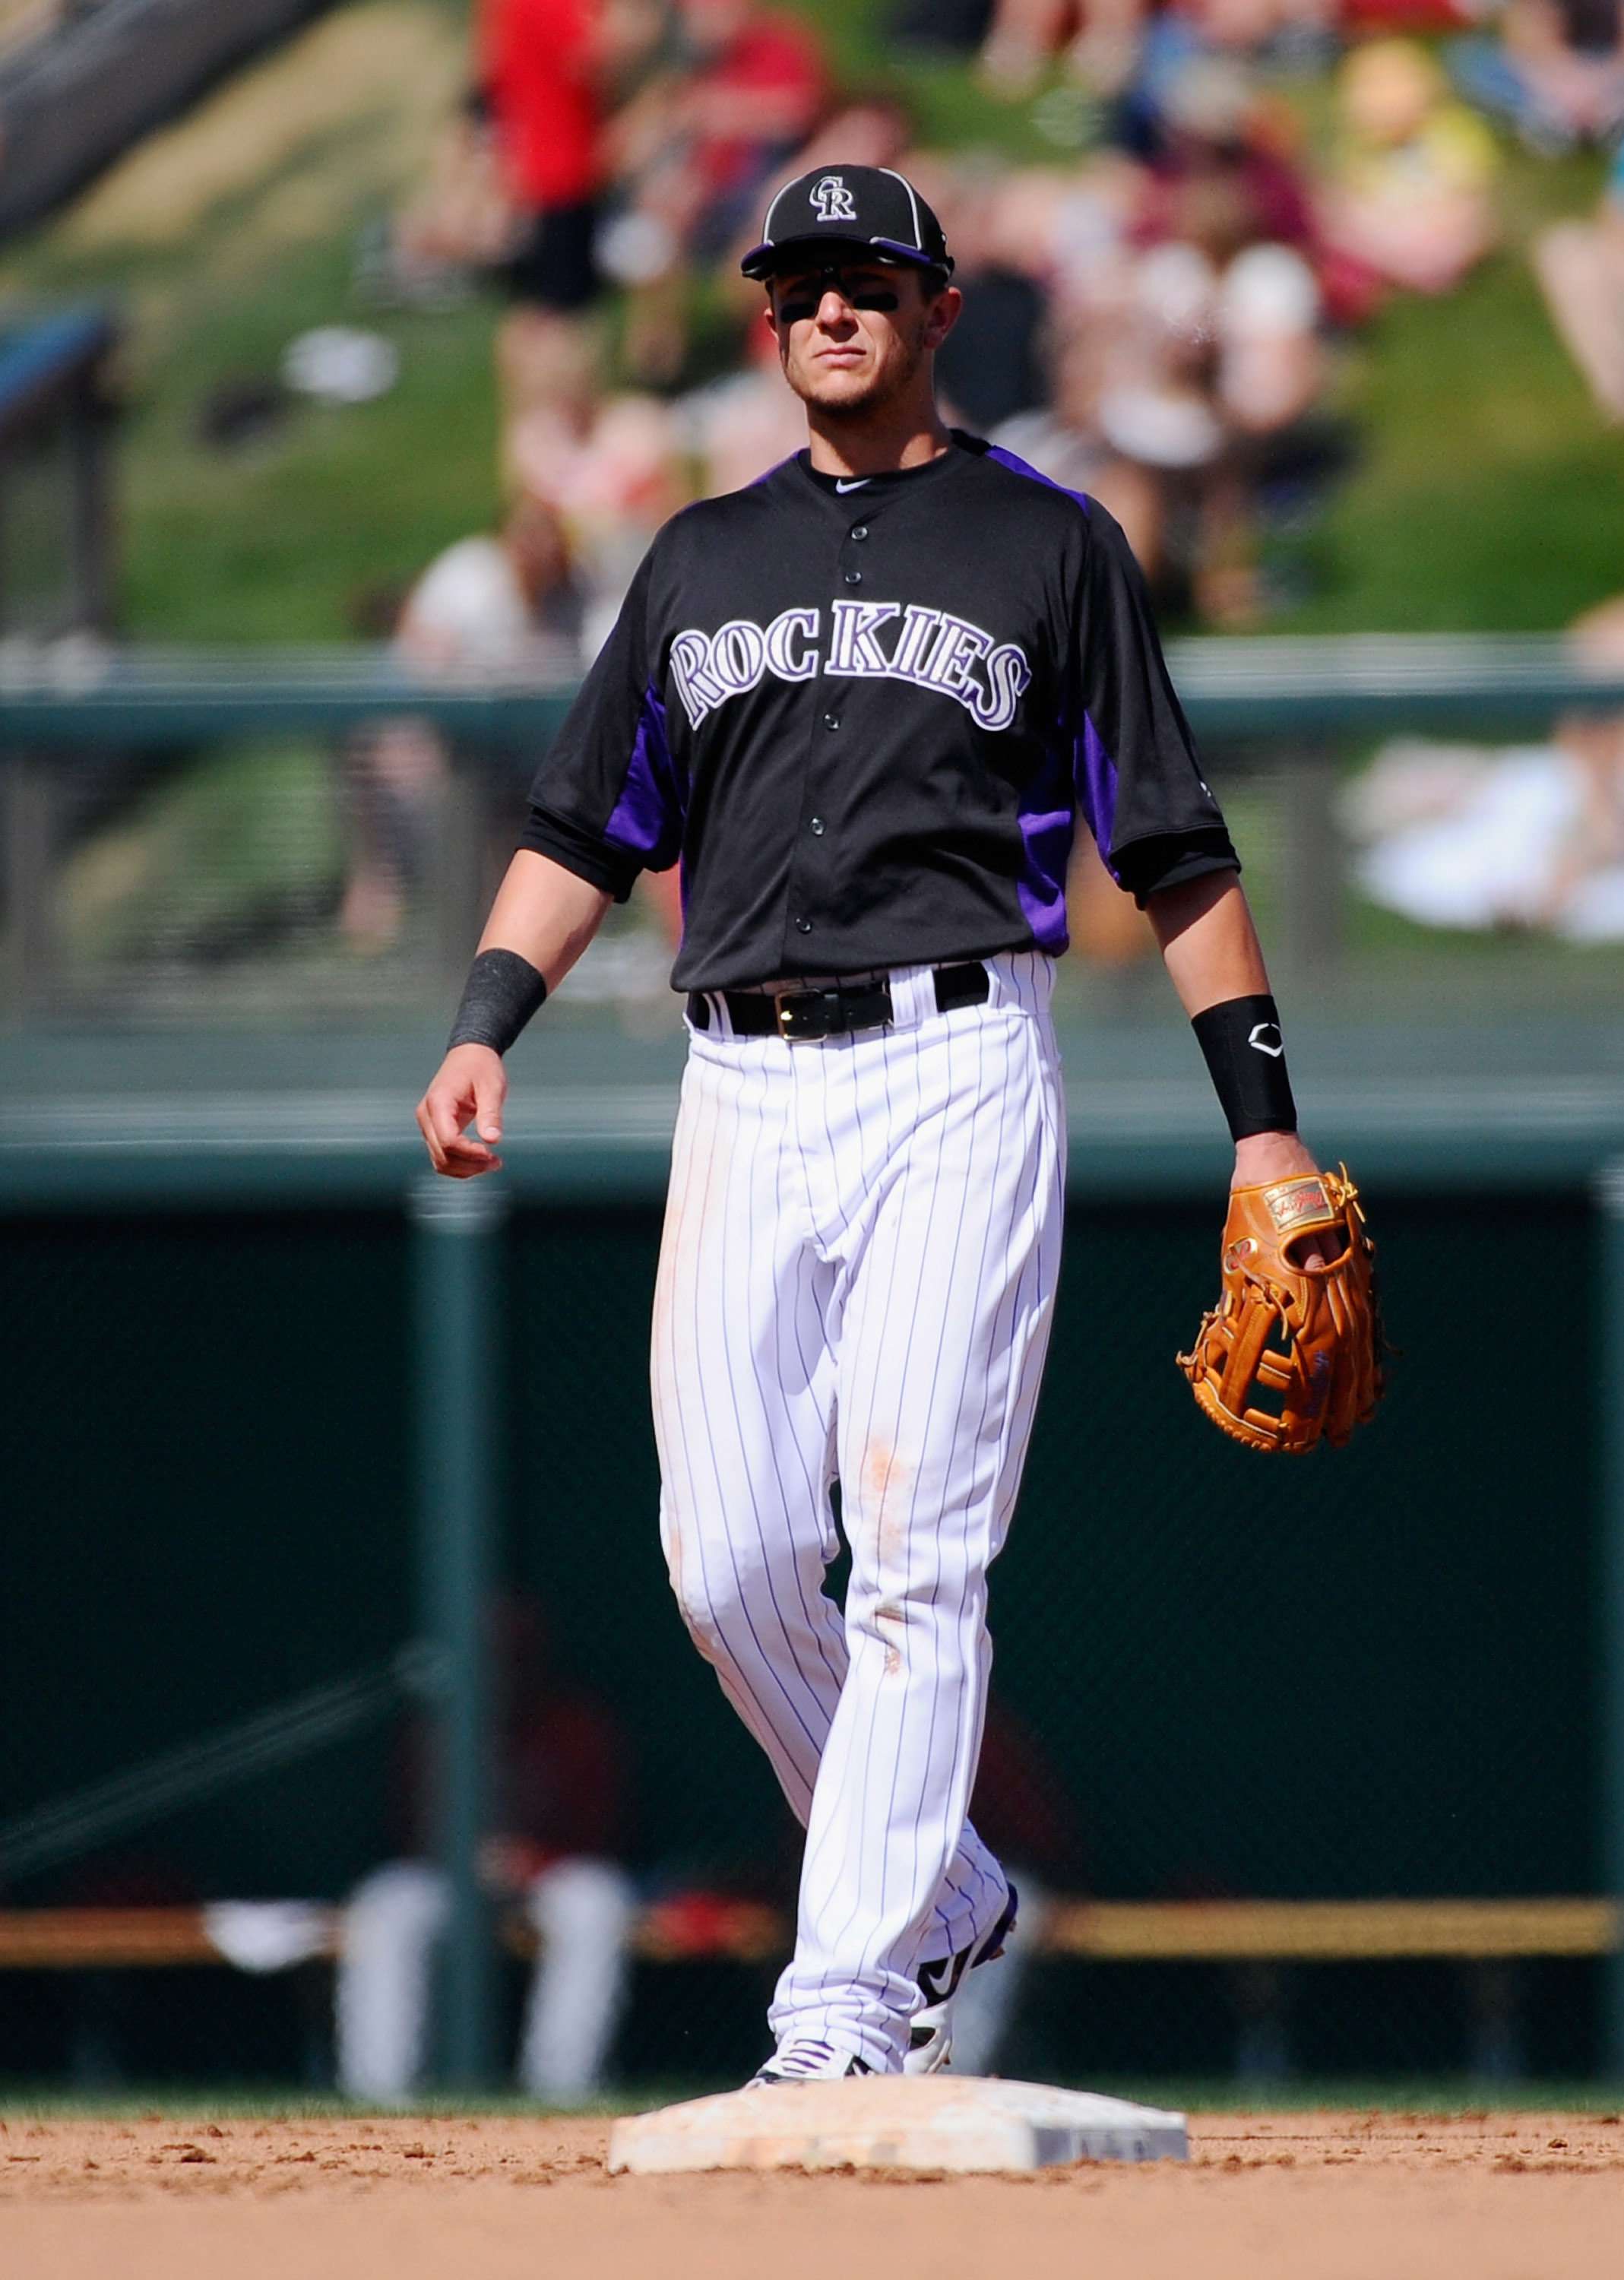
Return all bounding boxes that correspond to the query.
[776,283,900,321]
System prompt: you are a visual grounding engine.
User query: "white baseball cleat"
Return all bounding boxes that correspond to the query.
[745,2038,874,2087]
[904,1885,1019,2076]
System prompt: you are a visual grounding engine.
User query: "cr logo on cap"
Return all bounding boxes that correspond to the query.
[810,175,857,222]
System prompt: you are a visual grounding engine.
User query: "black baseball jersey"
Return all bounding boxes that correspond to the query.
[522,432,1236,993]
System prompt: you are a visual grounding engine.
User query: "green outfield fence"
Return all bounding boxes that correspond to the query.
[4,638,1624,2093]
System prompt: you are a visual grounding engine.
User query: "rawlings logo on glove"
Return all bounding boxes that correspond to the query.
[1178,1166,1386,1454]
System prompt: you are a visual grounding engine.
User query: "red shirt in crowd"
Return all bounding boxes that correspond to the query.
[689,11,826,198]
[480,0,602,211]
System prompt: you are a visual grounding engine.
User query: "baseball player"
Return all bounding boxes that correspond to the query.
[417,163,1331,2085]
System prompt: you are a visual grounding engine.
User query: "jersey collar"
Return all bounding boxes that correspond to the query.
[795,439,972,502]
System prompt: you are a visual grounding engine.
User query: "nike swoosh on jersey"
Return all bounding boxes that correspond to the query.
[834,477,869,492]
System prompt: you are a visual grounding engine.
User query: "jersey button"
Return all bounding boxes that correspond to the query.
[850,524,868,540]
[844,568,863,585]
[809,816,825,834]
[795,918,813,933]
[823,711,840,730]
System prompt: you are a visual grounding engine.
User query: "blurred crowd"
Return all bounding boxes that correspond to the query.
[339,0,1624,952]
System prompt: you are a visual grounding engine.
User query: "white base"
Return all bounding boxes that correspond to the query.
[607,2074,1188,2176]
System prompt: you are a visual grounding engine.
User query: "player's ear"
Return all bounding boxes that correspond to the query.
[923,282,962,350]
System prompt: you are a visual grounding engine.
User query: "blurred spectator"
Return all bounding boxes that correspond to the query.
[937,261,1049,427]
[1135,51,1317,258]
[1123,0,1333,155]
[339,502,584,954]
[1338,600,1624,940]
[508,391,692,651]
[389,108,521,296]
[397,496,586,672]
[678,309,807,492]
[1218,239,1323,431]
[480,0,609,313]
[1450,0,1624,152]
[965,109,1324,620]
[1342,709,1624,939]
[1534,135,1624,420]
[1321,39,1499,304]
[676,0,830,254]
[378,0,1421,643]
[393,0,663,306]
[1342,0,1478,27]
[337,1595,635,2104]
[415,6,1437,652]
[977,0,1149,99]
[599,0,828,377]
[894,0,998,50]
[1572,588,1624,661]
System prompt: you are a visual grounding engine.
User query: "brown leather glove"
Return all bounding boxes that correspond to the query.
[1177,1165,1385,1454]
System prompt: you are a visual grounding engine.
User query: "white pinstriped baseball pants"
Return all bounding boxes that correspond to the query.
[651,952,1065,2073]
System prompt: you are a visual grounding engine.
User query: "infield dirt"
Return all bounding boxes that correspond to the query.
[2,2107,1622,2278]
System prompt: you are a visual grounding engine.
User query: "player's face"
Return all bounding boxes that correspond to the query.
[767,259,960,418]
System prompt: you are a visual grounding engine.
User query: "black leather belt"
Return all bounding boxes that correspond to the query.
[689,961,990,1041]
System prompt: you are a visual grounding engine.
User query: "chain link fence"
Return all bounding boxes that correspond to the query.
[0,1184,1607,2092]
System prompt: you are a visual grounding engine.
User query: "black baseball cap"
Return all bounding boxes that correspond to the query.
[740,164,954,282]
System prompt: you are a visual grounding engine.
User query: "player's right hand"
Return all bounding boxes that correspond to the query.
[416,1043,508,1178]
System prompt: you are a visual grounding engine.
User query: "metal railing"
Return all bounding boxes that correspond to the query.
[5,632,1622,741]
[0,0,335,237]
[4,632,1624,1017]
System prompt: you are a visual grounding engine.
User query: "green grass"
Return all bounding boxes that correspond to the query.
[18,225,507,644]
[2,5,1617,641]
[119,263,505,646]
[0,0,506,643]
[1285,169,1624,635]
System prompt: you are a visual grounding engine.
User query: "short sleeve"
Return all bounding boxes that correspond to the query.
[1073,503,1238,896]
[524,549,687,892]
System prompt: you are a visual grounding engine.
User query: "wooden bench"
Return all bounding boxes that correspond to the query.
[0,1895,1615,1969]
[1039,1897,1621,1962]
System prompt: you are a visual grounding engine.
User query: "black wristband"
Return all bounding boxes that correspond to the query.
[1190,993,1298,1142]
[447,949,548,1056]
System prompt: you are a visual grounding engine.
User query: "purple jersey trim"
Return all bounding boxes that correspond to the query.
[1015,740,1075,953]
[985,435,1135,907]
[603,683,685,867]
[983,439,1127,894]
[1076,712,1122,884]
[981,440,1093,520]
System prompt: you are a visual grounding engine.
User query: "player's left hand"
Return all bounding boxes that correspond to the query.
[1233,1131,1325,1265]
[1178,1160,1387,1453]
[1231,1129,1319,1189]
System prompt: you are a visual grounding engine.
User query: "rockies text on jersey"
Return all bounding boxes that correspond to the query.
[522,432,1239,993]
